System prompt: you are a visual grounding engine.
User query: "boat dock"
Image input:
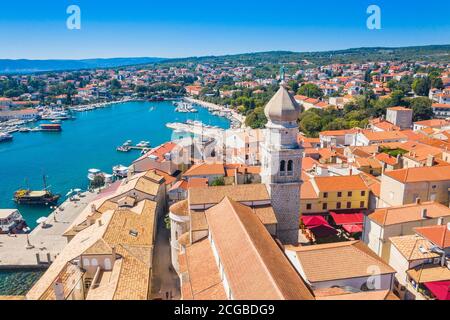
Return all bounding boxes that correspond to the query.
[184,97,246,128]
[0,191,98,269]
[166,122,225,139]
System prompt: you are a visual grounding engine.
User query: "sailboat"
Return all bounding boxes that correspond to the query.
[14,175,61,206]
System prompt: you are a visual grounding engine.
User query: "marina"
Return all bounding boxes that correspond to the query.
[0,100,230,230]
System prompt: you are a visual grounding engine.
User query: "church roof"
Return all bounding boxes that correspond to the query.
[264,86,301,122]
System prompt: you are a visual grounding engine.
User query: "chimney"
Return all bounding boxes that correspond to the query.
[53,277,65,300]
[416,197,421,205]
[97,219,103,227]
[111,246,117,263]
[421,208,428,219]
[91,204,96,214]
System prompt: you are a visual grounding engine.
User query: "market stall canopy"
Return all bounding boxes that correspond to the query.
[330,212,364,225]
[309,224,338,238]
[302,215,328,228]
[342,224,364,234]
[424,281,450,300]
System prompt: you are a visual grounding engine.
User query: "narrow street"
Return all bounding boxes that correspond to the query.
[150,214,180,300]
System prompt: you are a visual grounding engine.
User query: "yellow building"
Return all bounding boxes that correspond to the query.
[300,174,370,215]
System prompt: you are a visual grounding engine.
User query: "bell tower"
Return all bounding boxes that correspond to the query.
[261,84,303,244]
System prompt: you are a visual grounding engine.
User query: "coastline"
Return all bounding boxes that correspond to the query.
[184,97,247,128]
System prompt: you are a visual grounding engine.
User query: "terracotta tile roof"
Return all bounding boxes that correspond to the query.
[302,157,320,171]
[414,225,450,249]
[187,178,209,189]
[28,197,158,300]
[290,241,395,283]
[188,184,269,206]
[183,163,225,177]
[359,172,381,197]
[368,202,450,226]
[315,289,398,300]
[205,197,314,300]
[375,153,398,166]
[361,131,407,142]
[390,235,440,261]
[191,211,208,231]
[414,119,449,128]
[384,165,450,183]
[300,180,319,199]
[320,129,356,137]
[179,238,227,300]
[407,265,450,283]
[252,205,278,225]
[313,174,369,192]
[169,199,189,217]
[134,142,178,163]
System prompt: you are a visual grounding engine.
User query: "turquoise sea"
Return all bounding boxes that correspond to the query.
[0,101,230,229]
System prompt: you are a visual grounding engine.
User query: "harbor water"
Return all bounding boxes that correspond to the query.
[0,101,230,229]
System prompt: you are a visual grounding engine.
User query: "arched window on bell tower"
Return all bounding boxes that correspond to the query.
[280,160,286,176]
[287,160,294,176]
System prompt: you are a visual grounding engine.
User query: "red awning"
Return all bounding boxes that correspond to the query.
[301,215,328,227]
[309,224,338,238]
[424,281,450,300]
[342,224,363,234]
[330,212,364,225]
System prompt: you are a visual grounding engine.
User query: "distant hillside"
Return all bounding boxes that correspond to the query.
[0,57,165,74]
[1,44,449,75]
[162,45,450,66]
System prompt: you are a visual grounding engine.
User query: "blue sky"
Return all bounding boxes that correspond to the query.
[0,0,449,59]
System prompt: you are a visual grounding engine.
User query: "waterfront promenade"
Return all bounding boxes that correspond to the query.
[184,97,246,127]
[0,191,97,269]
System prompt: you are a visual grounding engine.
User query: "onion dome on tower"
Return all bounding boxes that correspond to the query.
[264,85,301,123]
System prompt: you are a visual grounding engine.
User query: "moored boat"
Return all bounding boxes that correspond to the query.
[40,123,62,132]
[0,132,13,142]
[113,165,129,178]
[14,190,60,205]
[0,209,30,234]
[14,175,61,206]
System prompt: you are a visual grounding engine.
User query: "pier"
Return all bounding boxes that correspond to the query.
[0,191,98,269]
[166,122,225,140]
[184,97,246,128]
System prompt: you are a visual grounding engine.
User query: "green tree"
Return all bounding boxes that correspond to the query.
[287,80,299,93]
[409,97,433,121]
[245,107,267,129]
[431,77,444,90]
[297,83,323,98]
[412,77,431,96]
[211,176,225,186]
[91,175,105,189]
[299,111,323,137]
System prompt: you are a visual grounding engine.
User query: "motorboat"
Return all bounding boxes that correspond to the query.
[87,168,102,181]
[136,141,151,148]
[113,165,129,178]
[0,132,13,142]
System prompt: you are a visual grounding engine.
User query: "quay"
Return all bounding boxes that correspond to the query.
[0,191,98,269]
[166,122,225,139]
[184,97,246,128]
